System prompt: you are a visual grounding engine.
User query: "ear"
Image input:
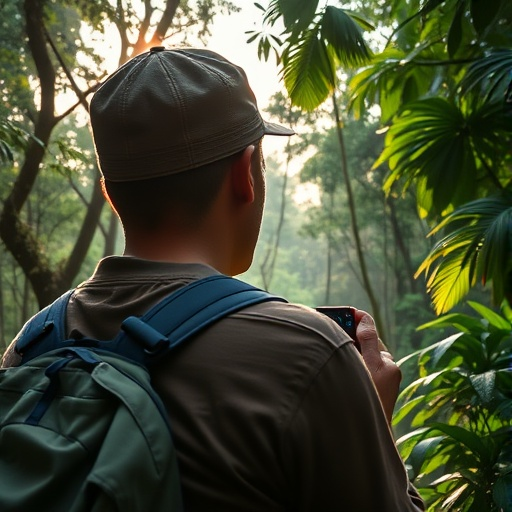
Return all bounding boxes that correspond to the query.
[230,145,256,204]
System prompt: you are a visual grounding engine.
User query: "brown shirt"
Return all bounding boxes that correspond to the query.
[3,256,424,511]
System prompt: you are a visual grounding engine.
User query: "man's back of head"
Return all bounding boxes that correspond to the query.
[89,47,293,275]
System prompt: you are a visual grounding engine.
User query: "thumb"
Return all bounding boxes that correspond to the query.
[356,312,379,354]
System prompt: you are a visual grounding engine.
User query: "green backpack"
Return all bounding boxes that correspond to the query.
[0,275,284,512]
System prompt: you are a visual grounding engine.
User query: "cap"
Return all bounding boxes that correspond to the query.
[89,47,294,182]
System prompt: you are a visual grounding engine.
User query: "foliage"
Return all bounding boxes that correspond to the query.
[0,121,40,166]
[376,96,512,218]
[417,195,512,315]
[247,1,373,110]
[394,303,512,510]
[348,0,512,313]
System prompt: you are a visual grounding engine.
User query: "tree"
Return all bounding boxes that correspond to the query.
[0,0,239,312]
[257,92,312,290]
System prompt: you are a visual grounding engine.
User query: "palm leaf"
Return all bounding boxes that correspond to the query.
[418,195,512,312]
[379,96,511,218]
[420,241,475,314]
[282,24,335,110]
[478,204,512,303]
[272,4,372,111]
[460,49,512,101]
[348,48,405,121]
[320,6,372,67]
[349,47,436,121]
[276,0,319,33]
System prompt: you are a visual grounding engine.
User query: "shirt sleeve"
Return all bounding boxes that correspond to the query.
[281,343,425,512]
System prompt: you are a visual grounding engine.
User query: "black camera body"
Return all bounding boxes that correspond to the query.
[316,306,360,351]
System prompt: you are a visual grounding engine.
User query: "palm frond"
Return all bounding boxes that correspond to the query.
[348,47,433,121]
[282,24,335,110]
[320,7,372,67]
[418,195,512,313]
[379,96,511,217]
[276,0,319,33]
[460,49,512,101]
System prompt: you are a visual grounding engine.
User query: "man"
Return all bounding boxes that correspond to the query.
[2,47,424,511]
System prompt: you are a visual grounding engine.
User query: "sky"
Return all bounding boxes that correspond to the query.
[208,4,283,109]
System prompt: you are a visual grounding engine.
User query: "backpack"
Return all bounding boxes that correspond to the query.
[0,274,285,512]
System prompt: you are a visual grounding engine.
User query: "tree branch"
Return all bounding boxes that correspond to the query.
[408,58,478,67]
[54,82,104,123]
[149,0,180,47]
[63,170,105,285]
[44,26,90,111]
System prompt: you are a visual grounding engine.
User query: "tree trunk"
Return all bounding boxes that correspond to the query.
[0,0,59,308]
[331,93,385,340]
[63,172,105,288]
[387,197,418,294]
[260,142,291,289]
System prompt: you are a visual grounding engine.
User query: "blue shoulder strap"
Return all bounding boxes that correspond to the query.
[16,275,286,365]
[15,290,74,364]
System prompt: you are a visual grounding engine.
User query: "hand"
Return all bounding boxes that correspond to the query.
[354,310,401,424]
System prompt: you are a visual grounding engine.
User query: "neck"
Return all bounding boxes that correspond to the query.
[123,223,236,276]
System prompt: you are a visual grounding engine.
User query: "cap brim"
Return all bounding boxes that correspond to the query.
[263,120,295,136]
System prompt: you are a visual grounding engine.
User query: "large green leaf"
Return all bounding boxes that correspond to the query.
[408,436,445,477]
[467,301,512,331]
[276,0,319,33]
[282,24,335,110]
[320,7,372,67]
[418,313,486,334]
[470,0,503,34]
[418,195,512,312]
[493,474,512,511]
[469,371,496,403]
[396,427,431,459]
[393,395,425,424]
[460,49,512,101]
[447,0,464,57]
[428,423,489,460]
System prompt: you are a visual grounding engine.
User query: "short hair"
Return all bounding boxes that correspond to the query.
[102,150,243,232]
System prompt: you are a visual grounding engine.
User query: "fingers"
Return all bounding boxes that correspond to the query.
[354,309,401,424]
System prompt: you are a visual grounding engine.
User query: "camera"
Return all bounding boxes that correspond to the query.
[316,306,360,351]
